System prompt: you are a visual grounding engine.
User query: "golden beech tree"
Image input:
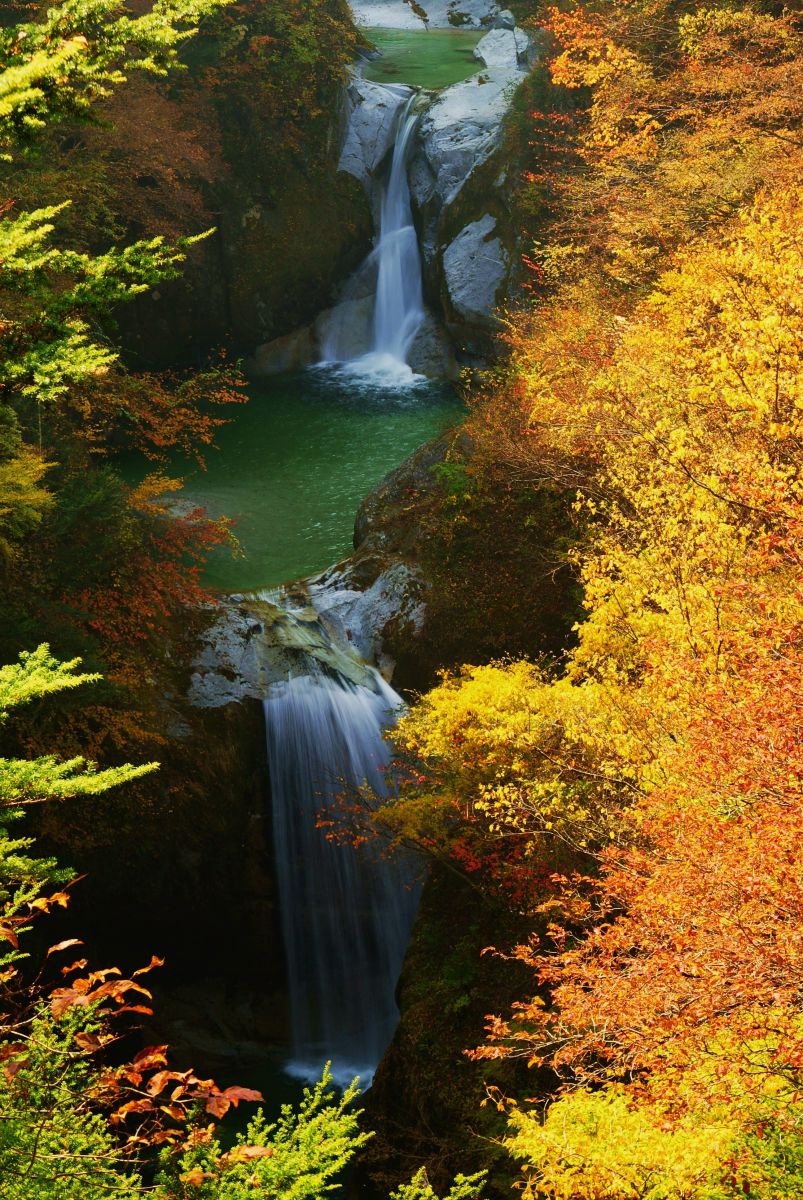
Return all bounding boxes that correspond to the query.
[486,183,803,1194]
[383,180,803,1197]
[523,0,802,292]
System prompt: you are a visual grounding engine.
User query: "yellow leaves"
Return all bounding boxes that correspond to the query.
[126,472,181,514]
[507,1086,732,1200]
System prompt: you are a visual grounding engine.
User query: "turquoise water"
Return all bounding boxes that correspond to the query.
[362,27,483,89]
[153,367,461,593]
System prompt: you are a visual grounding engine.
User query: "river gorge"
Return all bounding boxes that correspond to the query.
[116,0,535,1185]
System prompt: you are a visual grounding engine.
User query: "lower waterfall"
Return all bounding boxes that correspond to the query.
[265,666,419,1086]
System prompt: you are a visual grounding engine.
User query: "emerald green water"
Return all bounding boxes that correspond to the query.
[153,367,460,593]
[362,27,482,89]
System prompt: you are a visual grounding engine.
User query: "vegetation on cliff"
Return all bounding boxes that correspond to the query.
[0,2,472,1196]
[1,0,801,1195]
[356,0,803,1195]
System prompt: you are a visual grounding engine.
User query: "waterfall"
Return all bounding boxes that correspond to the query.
[322,93,425,384]
[371,95,425,365]
[265,666,419,1086]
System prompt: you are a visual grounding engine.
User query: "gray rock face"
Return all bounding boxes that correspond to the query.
[315,295,375,361]
[514,26,533,61]
[350,0,499,29]
[443,213,509,325]
[412,70,522,209]
[189,592,379,709]
[493,7,515,28]
[338,78,411,189]
[189,603,272,707]
[407,312,459,378]
[309,559,427,679]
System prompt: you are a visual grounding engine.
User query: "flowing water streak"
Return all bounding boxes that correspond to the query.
[322,90,426,384]
[265,667,419,1086]
[371,94,425,365]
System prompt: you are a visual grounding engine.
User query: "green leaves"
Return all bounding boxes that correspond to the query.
[0,0,232,157]
[161,1066,372,1199]
[389,1169,489,1200]
[0,203,210,406]
[0,645,156,911]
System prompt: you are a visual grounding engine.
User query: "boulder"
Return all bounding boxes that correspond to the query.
[189,594,376,709]
[473,27,520,70]
[247,326,317,377]
[442,213,509,325]
[309,559,428,678]
[338,78,412,190]
[412,69,523,208]
[315,294,375,361]
[514,26,533,62]
[492,7,515,28]
[407,312,460,379]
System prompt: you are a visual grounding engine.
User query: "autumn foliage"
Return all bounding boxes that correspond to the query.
[365,0,803,1192]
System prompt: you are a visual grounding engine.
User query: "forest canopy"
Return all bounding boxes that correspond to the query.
[0,0,801,1196]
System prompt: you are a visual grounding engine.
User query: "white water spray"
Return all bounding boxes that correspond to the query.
[370,95,425,365]
[265,667,418,1086]
[323,92,425,385]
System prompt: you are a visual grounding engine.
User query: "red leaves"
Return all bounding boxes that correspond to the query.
[107,1051,263,1132]
[113,1098,157,1121]
[205,1085,264,1118]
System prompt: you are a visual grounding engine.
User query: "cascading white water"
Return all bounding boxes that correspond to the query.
[322,92,425,384]
[265,666,419,1086]
[370,96,425,366]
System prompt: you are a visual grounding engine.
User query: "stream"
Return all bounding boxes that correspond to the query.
[165,370,459,593]
[151,4,515,1119]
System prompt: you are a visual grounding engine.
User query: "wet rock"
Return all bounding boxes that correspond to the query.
[247,326,317,376]
[473,26,520,70]
[338,77,412,190]
[314,294,375,361]
[309,559,428,679]
[189,592,379,710]
[443,213,509,325]
[407,311,460,379]
[350,0,500,29]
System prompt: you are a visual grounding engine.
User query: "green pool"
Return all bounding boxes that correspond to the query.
[361,27,483,89]
[142,367,461,593]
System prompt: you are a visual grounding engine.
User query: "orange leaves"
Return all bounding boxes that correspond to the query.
[473,182,803,1131]
[524,0,803,295]
[109,1064,263,1129]
[203,1085,264,1119]
[50,969,153,1019]
[47,937,83,956]
[0,1042,28,1084]
[0,923,19,950]
[181,1167,207,1187]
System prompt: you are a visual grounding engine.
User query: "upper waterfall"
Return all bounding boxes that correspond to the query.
[322,91,426,385]
[369,95,425,368]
